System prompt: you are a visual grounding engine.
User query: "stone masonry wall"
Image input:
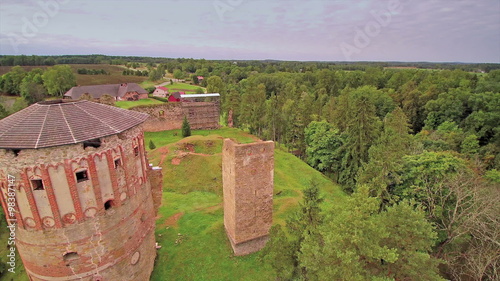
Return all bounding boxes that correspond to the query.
[0,125,159,280]
[130,102,220,132]
[148,167,163,214]
[222,139,274,256]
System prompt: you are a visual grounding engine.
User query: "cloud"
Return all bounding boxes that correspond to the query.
[0,0,498,62]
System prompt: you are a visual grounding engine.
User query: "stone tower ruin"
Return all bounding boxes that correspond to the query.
[222,139,274,256]
[0,100,162,281]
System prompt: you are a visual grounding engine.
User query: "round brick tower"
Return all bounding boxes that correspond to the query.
[0,100,158,281]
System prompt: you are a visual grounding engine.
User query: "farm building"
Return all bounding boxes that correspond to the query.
[152,86,169,98]
[168,92,182,102]
[64,83,148,101]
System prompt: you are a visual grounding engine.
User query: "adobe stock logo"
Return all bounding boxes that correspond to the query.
[340,0,410,60]
[7,0,70,53]
[213,0,243,21]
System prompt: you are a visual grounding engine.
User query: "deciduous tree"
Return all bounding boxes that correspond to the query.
[42,65,76,96]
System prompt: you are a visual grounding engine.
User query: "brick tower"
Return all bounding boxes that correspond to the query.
[0,100,161,281]
[222,139,274,256]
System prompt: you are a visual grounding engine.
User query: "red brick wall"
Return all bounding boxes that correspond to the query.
[0,126,158,280]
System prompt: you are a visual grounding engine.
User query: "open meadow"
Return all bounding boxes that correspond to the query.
[0,64,148,87]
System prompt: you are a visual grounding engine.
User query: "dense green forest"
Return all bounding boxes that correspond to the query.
[0,56,499,280]
[2,54,500,72]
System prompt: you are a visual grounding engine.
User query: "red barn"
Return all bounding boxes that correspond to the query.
[168,92,181,102]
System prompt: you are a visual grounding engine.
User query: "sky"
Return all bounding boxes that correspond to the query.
[0,0,499,63]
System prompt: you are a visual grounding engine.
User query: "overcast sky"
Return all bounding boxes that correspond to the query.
[0,0,499,62]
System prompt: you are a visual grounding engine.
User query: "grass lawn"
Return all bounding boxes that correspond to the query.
[163,82,205,93]
[147,128,344,280]
[140,80,164,89]
[115,98,164,109]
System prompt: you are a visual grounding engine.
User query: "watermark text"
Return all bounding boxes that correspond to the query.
[8,0,70,53]
[6,175,17,274]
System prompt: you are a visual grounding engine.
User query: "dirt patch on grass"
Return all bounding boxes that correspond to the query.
[171,158,182,165]
[177,142,195,153]
[159,147,170,165]
[164,212,184,228]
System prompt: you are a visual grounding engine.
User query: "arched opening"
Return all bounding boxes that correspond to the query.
[104,200,113,210]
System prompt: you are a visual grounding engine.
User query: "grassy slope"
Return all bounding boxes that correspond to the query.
[147,128,344,280]
[0,128,343,281]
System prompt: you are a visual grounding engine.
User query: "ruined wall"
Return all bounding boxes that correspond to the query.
[222,139,274,256]
[0,125,159,281]
[148,166,163,214]
[130,102,220,132]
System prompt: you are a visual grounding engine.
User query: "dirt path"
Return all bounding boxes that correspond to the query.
[158,147,170,165]
[163,212,184,228]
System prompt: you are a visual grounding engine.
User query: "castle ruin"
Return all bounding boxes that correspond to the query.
[222,139,274,256]
[130,101,220,132]
[0,100,162,281]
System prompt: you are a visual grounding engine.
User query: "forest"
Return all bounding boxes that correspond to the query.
[0,56,499,280]
[209,66,499,280]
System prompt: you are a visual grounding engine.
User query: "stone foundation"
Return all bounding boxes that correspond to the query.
[226,232,270,256]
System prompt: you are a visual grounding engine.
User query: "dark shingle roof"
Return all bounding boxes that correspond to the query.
[64,83,148,99]
[0,100,149,149]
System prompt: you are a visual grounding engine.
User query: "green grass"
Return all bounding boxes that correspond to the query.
[115,98,164,109]
[148,128,344,280]
[145,128,257,151]
[0,209,29,281]
[0,127,343,281]
[162,82,205,93]
[140,80,164,89]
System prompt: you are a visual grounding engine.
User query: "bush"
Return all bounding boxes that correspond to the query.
[149,140,156,150]
[182,116,191,138]
[100,94,115,106]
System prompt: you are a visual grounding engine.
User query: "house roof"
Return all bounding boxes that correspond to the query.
[64,83,148,99]
[180,93,220,98]
[157,86,168,91]
[170,92,181,99]
[0,100,149,149]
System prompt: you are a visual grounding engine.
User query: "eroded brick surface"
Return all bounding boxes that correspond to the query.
[0,125,162,281]
[130,102,220,132]
[222,139,274,256]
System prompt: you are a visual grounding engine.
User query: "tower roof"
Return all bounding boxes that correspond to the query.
[0,100,149,149]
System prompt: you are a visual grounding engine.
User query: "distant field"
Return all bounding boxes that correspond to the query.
[115,98,164,109]
[145,128,344,280]
[0,64,148,86]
